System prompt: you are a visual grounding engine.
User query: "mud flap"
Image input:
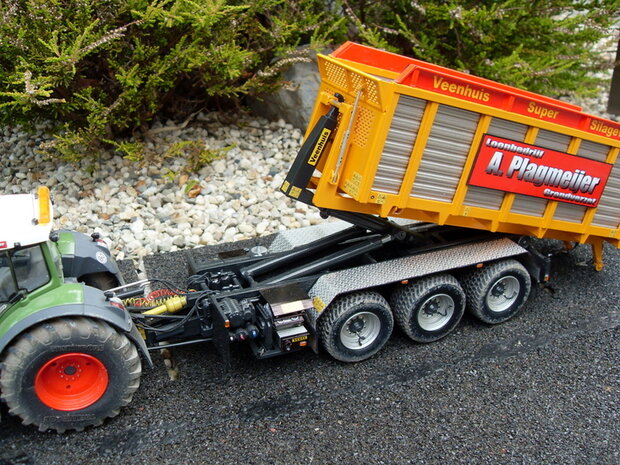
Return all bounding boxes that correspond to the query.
[57,230,125,285]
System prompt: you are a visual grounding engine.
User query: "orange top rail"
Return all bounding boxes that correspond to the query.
[331,42,620,142]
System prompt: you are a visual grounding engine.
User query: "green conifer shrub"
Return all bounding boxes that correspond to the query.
[0,0,340,160]
[0,0,617,163]
[342,0,618,98]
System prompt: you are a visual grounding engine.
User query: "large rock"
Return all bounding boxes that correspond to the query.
[249,52,323,130]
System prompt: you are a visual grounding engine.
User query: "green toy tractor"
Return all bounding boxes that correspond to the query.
[0,187,150,432]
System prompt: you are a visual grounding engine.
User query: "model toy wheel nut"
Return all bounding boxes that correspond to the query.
[486,276,521,312]
[339,311,382,350]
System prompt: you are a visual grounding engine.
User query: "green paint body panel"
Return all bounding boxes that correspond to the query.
[0,241,83,340]
[55,231,76,256]
[0,283,84,338]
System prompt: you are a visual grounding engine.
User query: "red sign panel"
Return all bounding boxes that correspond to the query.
[588,118,620,142]
[468,135,612,208]
[0,241,6,249]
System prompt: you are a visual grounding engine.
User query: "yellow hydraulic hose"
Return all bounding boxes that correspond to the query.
[142,296,188,316]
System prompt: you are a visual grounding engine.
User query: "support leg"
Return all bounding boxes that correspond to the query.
[591,240,604,272]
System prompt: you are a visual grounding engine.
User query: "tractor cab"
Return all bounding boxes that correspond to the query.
[0,245,56,304]
[0,188,150,433]
[0,187,57,308]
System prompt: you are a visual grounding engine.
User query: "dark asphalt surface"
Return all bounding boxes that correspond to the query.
[0,235,618,465]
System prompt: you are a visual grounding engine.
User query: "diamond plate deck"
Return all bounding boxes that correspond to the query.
[309,237,527,314]
[268,218,417,254]
[267,221,350,254]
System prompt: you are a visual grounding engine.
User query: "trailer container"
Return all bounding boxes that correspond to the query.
[281,42,620,269]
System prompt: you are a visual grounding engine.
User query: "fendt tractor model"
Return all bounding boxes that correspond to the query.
[2,42,620,432]
[0,187,148,432]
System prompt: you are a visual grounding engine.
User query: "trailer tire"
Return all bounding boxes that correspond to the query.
[0,317,141,433]
[318,291,393,363]
[391,274,465,343]
[462,259,531,324]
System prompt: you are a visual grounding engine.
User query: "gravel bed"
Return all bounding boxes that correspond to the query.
[0,112,324,262]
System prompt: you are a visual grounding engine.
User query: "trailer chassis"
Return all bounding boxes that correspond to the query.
[120,212,548,367]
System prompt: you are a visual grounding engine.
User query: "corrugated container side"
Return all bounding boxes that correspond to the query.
[300,50,620,258]
[409,104,479,202]
[372,96,426,194]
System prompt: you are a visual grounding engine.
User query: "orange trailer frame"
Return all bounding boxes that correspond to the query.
[284,42,620,269]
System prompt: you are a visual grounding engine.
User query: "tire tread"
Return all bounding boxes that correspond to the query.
[318,291,393,363]
[461,259,531,324]
[0,317,141,433]
[391,273,464,342]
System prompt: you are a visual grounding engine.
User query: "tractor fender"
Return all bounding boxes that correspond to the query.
[0,287,152,367]
[56,230,125,286]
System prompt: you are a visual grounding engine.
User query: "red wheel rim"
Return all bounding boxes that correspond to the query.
[34,353,109,411]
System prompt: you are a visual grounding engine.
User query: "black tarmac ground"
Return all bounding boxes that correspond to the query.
[0,236,618,465]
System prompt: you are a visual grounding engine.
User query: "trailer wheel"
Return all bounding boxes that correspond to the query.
[391,274,465,343]
[318,291,393,363]
[462,259,531,324]
[0,317,141,433]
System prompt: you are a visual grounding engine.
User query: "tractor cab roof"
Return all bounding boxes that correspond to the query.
[0,187,54,251]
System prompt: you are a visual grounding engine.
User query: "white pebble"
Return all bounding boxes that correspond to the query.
[0,111,355,262]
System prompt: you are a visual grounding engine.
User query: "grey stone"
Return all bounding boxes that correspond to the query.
[248,51,324,130]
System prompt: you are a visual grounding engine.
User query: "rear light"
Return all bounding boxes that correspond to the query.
[91,233,110,249]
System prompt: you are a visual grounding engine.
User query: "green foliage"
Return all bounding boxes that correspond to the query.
[106,139,147,163]
[105,135,232,172]
[183,178,200,195]
[0,0,338,161]
[0,0,617,165]
[164,140,232,172]
[343,0,619,98]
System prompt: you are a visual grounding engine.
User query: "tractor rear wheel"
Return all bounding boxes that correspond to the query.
[0,317,141,432]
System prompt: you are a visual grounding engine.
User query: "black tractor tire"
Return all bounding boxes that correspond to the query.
[461,259,531,324]
[80,272,118,291]
[0,317,141,433]
[318,291,393,363]
[391,274,465,343]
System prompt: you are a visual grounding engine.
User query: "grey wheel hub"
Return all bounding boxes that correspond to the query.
[340,312,381,350]
[486,276,520,312]
[417,293,454,331]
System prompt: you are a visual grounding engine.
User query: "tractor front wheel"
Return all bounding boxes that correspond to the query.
[0,317,141,432]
